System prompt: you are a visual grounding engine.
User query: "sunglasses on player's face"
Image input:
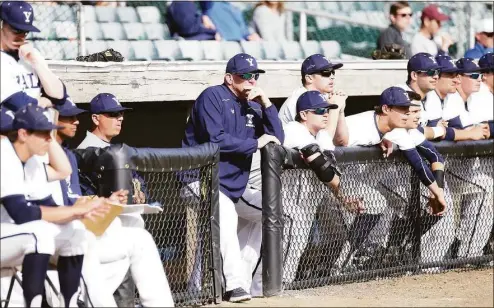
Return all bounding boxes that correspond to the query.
[237,73,260,81]
[417,69,440,77]
[462,73,483,80]
[9,25,29,35]
[396,13,413,18]
[316,70,335,78]
[102,111,125,118]
[306,107,330,115]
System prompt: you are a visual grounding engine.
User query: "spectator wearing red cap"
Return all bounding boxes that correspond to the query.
[410,4,454,57]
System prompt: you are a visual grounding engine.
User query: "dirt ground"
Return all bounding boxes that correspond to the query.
[209,268,493,307]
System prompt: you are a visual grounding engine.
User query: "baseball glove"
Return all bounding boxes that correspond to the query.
[76,48,124,62]
[371,44,406,60]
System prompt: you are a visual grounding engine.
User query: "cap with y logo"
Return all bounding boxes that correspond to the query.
[407,52,441,72]
[225,53,265,74]
[456,57,482,73]
[301,54,343,75]
[55,97,87,117]
[296,90,338,113]
[479,52,494,71]
[435,55,460,73]
[379,87,421,107]
[89,93,132,114]
[0,107,15,132]
[13,103,63,131]
[0,1,40,32]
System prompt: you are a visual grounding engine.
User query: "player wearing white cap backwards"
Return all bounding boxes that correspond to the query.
[0,1,67,111]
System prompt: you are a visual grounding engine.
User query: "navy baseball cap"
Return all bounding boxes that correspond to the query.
[456,58,482,73]
[435,55,461,74]
[225,53,265,74]
[0,1,40,32]
[407,52,441,72]
[301,54,343,75]
[89,93,132,114]
[379,87,421,107]
[479,53,494,71]
[13,104,63,131]
[0,107,15,132]
[55,97,87,117]
[296,91,338,113]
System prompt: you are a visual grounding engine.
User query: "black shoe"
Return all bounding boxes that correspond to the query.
[224,288,251,303]
[76,48,124,62]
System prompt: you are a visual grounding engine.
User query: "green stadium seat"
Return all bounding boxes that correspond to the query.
[101,22,126,40]
[137,6,161,23]
[61,41,78,60]
[200,41,223,60]
[315,16,333,29]
[30,22,54,40]
[85,40,108,55]
[285,1,305,10]
[321,2,340,13]
[144,23,170,40]
[54,21,78,40]
[262,41,284,60]
[304,1,322,11]
[131,41,155,61]
[95,6,117,23]
[221,41,243,60]
[337,1,356,13]
[240,41,264,60]
[178,41,204,61]
[31,4,56,25]
[154,40,181,61]
[34,41,64,60]
[282,41,304,60]
[357,1,377,11]
[83,5,96,23]
[123,22,146,40]
[85,22,103,40]
[110,40,132,60]
[320,40,342,59]
[301,41,322,57]
[117,7,139,23]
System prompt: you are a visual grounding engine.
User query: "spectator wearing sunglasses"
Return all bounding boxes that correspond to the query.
[282,90,363,283]
[183,53,284,302]
[0,1,67,112]
[410,4,453,57]
[279,54,349,148]
[464,19,494,59]
[377,1,413,58]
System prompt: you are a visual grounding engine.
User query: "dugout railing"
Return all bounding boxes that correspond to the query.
[261,140,494,295]
[74,143,222,307]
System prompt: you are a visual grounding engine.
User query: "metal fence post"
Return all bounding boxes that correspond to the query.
[299,12,307,43]
[78,1,86,56]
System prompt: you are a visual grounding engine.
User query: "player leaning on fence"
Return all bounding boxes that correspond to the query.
[183,53,284,302]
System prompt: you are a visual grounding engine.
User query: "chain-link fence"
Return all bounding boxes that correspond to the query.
[260,141,493,293]
[75,143,221,306]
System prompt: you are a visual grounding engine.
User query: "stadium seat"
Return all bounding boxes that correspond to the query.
[284,1,305,10]
[95,6,117,23]
[304,1,321,11]
[320,41,342,59]
[281,41,304,60]
[338,1,356,13]
[117,6,139,23]
[85,40,108,55]
[101,22,126,40]
[131,41,155,61]
[315,16,333,29]
[262,41,283,60]
[301,41,322,57]
[357,1,377,11]
[240,41,264,60]
[143,23,170,40]
[137,6,161,24]
[34,41,64,60]
[83,5,97,23]
[200,41,223,60]
[31,4,56,25]
[178,41,204,61]
[221,41,243,60]
[31,22,54,40]
[153,40,182,61]
[368,11,388,28]
[123,22,146,40]
[54,21,78,40]
[110,40,132,60]
[85,22,103,40]
[61,41,78,60]
[321,2,340,12]
[54,4,76,22]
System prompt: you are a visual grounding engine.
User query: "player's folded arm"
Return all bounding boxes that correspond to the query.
[299,143,341,184]
[41,81,68,106]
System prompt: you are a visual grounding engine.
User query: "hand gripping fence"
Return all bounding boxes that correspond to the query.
[74,143,222,306]
[261,140,493,294]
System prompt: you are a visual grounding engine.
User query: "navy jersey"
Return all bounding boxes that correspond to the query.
[183,84,284,201]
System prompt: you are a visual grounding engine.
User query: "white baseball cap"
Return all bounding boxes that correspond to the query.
[475,18,493,34]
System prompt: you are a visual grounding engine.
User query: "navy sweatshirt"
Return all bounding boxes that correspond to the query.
[183,84,284,201]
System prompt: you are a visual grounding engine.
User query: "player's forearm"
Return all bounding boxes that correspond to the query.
[46,140,72,181]
[40,206,80,224]
[333,111,349,146]
[426,181,443,199]
[33,64,64,99]
[324,109,340,142]
[423,126,445,140]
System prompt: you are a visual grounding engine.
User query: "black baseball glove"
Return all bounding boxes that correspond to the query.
[371,44,406,60]
[76,48,124,62]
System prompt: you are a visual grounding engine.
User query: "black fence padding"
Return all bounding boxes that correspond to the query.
[262,140,494,292]
[75,143,222,307]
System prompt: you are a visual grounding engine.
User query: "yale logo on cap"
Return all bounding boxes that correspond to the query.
[449,59,456,66]
[67,97,76,106]
[112,97,121,105]
[22,11,32,23]
[42,110,51,121]
[5,110,14,120]
[245,58,254,67]
[318,93,326,101]
[403,91,410,100]
[428,55,437,64]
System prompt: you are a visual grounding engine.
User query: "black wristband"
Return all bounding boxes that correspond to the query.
[433,169,445,189]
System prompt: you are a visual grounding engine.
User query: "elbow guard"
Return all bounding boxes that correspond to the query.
[402,149,435,187]
[433,170,445,189]
[2,195,42,224]
[417,140,444,164]
[444,127,456,141]
[300,144,341,183]
[41,81,67,106]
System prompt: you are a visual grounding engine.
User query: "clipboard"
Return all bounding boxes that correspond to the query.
[80,200,124,236]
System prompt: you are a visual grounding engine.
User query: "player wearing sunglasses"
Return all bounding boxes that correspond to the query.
[377,1,413,58]
[1,1,67,111]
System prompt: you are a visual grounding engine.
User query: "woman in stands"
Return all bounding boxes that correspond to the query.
[251,1,287,41]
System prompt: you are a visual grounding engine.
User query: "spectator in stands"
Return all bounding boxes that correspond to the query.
[410,4,453,57]
[279,54,349,147]
[166,1,220,41]
[201,1,261,41]
[377,1,413,58]
[250,1,287,41]
[464,19,494,59]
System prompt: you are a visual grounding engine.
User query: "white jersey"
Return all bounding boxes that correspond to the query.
[0,51,41,104]
[346,111,383,147]
[425,90,473,128]
[283,121,335,151]
[278,86,308,125]
[77,131,111,149]
[467,82,493,124]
